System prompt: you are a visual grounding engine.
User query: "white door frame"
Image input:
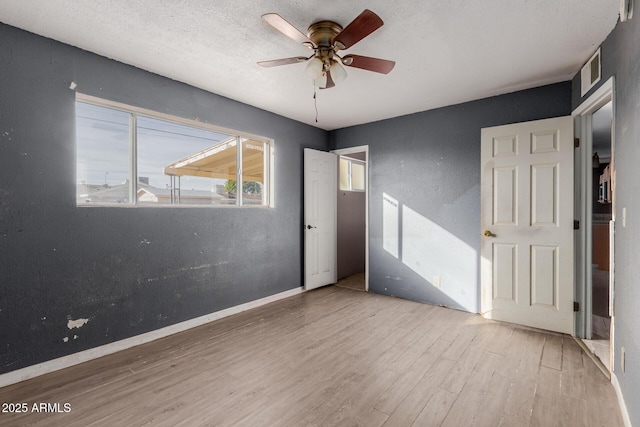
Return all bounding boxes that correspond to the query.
[572,77,615,343]
[331,145,369,291]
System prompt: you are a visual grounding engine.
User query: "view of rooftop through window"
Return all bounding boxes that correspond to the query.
[76,102,130,203]
[76,100,268,206]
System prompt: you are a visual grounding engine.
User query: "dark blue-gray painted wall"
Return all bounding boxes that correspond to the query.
[330,83,572,313]
[572,15,640,423]
[0,23,327,373]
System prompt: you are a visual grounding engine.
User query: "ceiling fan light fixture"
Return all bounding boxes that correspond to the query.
[305,57,324,80]
[330,60,347,85]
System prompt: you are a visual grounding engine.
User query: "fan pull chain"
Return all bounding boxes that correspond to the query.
[313,82,319,123]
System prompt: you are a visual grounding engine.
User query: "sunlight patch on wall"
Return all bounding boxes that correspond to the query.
[383,193,399,259]
[381,192,478,312]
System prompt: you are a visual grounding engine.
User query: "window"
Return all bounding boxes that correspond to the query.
[339,156,365,191]
[75,95,273,207]
[76,102,131,204]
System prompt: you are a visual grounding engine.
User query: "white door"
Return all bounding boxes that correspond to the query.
[481,116,574,334]
[304,148,337,290]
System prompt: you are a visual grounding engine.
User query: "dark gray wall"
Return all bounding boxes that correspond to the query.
[0,23,327,374]
[573,16,640,424]
[337,191,365,280]
[330,83,572,312]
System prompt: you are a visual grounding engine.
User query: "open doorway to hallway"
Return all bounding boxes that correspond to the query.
[333,147,368,292]
[584,99,614,371]
[573,77,615,376]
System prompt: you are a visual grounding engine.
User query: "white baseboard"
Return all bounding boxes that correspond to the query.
[611,372,632,427]
[0,286,304,388]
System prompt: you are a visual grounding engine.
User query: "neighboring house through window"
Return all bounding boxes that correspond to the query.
[75,95,273,207]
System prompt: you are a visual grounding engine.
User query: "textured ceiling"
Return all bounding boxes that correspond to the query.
[0,0,620,130]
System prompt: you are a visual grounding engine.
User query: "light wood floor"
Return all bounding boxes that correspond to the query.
[335,272,366,292]
[0,286,623,426]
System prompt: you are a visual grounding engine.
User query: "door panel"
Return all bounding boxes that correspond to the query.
[304,148,337,290]
[531,164,558,226]
[481,116,573,334]
[493,243,516,302]
[530,245,558,307]
[493,167,517,225]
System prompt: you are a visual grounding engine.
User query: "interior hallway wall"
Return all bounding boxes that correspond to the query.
[337,191,366,280]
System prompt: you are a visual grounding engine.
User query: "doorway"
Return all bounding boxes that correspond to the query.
[587,100,613,370]
[573,77,615,375]
[332,146,369,292]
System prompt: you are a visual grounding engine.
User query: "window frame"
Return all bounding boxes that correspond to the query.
[75,93,275,208]
[339,155,366,192]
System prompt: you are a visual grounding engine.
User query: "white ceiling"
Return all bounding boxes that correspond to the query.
[0,0,620,130]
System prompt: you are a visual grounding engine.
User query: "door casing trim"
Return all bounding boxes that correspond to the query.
[571,76,615,342]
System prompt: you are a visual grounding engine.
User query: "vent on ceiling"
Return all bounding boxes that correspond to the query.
[620,0,634,22]
[581,48,601,97]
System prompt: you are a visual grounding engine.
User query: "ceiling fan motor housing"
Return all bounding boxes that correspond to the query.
[307,21,344,70]
[307,21,343,48]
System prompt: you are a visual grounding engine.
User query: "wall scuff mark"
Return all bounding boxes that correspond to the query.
[67,318,89,329]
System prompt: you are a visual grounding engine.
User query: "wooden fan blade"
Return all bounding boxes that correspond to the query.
[342,54,395,74]
[257,57,309,68]
[333,9,383,50]
[262,13,314,46]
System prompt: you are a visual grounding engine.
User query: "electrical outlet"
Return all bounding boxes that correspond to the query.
[433,276,441,288]
[621,347,626,373]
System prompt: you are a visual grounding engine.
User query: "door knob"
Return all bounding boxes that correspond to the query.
[306,225,317,230]
[484,230,495,237]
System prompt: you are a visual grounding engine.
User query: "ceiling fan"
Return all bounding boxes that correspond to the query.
[258,9,395,89]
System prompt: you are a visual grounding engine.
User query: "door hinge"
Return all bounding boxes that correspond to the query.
[574,220,580,230]
[574,138,580,148]
[574,301,580,312]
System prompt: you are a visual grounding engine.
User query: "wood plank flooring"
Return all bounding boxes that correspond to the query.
[335,272,366,292]
[0,286,623,426]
